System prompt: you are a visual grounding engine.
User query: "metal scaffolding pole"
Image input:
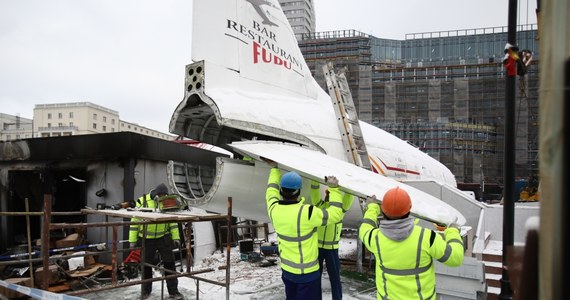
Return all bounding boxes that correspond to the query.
[499,0,518,299]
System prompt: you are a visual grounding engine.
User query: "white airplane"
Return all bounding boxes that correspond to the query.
[167,0,465,228]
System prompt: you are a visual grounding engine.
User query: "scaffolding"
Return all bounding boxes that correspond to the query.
[0,195,233,299]
[369,61,539,184]
[299,27,540,187]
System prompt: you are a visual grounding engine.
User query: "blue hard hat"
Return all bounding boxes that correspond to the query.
[280,172,302,190]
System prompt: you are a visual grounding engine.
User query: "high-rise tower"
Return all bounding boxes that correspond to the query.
[278,0,316,40]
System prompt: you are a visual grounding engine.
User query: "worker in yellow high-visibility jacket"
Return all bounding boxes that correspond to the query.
[359,187,464,300]
[310,181,353,300]
[264,159,344,300]
[129,183,184,300]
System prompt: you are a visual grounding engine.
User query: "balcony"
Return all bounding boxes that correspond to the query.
[38,126,78,132]
[37,126,79,137]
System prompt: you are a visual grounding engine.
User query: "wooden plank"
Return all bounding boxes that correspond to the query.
[81,209,227,222]
[47,282,70,293]
[69,264,111,278]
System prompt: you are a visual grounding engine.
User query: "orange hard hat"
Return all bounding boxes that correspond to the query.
[381,187,412,218]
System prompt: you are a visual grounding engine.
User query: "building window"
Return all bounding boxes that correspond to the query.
[16,134,20,139]
[112,119,115,125]
[93,113,97,120]
[69,112,74,118]
[58,113,63,119]
[47,123,51,128]
[93,123,97,129]
[70,122,74,127]
[58,122,63,127]
[112,128,115,132]
[103,116,107,122]
[47,113,52,119]
[103,125,107,132]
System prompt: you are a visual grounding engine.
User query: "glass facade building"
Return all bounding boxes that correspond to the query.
[299,25,539,188]
[402,24,538,66]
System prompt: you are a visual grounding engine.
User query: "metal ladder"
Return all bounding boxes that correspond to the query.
[322,61,371,272]
[322,62,371,171]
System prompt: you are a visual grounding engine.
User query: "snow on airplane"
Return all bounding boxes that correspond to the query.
[167,0,465,227]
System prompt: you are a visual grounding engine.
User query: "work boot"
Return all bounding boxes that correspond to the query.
[169,292,184,300]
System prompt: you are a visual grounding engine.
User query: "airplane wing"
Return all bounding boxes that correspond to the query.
[229,140,467,226]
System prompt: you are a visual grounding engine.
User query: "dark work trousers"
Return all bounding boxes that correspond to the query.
[318,248,342,300]
[282,274,322,300]
[141,234,179,295]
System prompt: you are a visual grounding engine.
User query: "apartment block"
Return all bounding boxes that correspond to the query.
[0,102,174,141]
[33,102,120,137]
[0,113,33,141]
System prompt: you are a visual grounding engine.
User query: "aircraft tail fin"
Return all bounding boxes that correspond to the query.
[191,0,322,99]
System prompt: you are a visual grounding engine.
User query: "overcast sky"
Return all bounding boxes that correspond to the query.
[0,0,538,134]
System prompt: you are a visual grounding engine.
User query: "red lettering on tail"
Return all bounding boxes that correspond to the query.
[253,42,291,71]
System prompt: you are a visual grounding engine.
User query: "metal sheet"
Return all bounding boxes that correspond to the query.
[229,140,466,226]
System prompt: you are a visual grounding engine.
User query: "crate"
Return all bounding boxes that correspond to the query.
[34,265,59,288]
[238,240,254,253]
[240,251,261,262]
[55,233,81,248]
[261,245,278,256]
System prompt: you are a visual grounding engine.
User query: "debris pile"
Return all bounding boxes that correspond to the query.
[0,230,118,298]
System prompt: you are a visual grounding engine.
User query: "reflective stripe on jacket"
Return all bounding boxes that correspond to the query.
[358,203,464,299]
[310,181,354,249]
[266,168,344,275]
[128,194,180,242]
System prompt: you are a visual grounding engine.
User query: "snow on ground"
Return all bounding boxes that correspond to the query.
[81,233,376,300]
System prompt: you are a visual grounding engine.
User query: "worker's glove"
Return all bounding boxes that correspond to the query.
[324,176,339,188]
[365,195,380,209]
[129,242,137,249]
[435,216,460,231]
[434,223,447,231]
[261,157,278,168]
[435,223,461,232]
[173,239,181,249]
[448,216,460,229]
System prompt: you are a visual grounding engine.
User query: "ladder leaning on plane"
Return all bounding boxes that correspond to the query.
[322,61,372,172]
[322,61,371,272]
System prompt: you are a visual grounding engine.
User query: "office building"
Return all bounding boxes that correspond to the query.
[279,0,316,40]
[0,102,174,141]
[0,113,33,141]
[33,102,120,137]
[299,25,539,186]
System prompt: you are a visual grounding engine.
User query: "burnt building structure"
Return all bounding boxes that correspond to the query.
[0,132,222,256]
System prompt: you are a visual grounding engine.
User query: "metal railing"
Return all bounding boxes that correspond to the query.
[0,195,233,300]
